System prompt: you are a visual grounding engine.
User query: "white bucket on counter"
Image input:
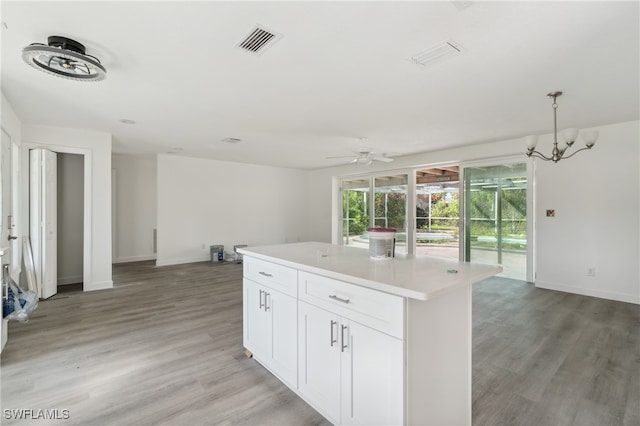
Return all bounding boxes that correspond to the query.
[367,227,396,260]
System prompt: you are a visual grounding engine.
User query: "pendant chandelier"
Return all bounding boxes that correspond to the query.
[525,91,598,163]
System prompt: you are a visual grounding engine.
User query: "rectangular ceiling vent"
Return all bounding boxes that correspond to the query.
[237,25,282,55]
[410,40,462,67]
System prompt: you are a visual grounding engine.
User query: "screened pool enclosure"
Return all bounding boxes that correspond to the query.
[340,163,528,280]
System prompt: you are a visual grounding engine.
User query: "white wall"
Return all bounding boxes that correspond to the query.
[534,121,639,304]
[1,93,22,281]
[156,154,308,266]
[21,124,113,291]
[1,92,22,352]
[112,154,157,263]
[307,120,640,304]
[57,153,84,285]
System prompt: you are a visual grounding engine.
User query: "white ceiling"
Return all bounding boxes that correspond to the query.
[1,1,638,169]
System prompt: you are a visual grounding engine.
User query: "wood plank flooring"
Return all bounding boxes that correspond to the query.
[1,261,638,425]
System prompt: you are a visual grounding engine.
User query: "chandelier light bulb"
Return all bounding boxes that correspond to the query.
[525,135,538,149]
[581,130,599,147]
[561,128,579,144]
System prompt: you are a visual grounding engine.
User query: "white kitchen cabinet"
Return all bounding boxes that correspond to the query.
[266,284,298,387]
[243,278,267,358]
[298,300,403,426]
[240,242,502,426]
[243,270,297,388]
[341,320,403,426]
[298,301,341,423]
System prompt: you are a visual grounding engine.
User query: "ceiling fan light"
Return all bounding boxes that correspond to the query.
[21,36,107,82]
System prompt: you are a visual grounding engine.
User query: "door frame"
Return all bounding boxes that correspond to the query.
[21,143,92,291]
[459,155,534,282]
[335,170,413,255]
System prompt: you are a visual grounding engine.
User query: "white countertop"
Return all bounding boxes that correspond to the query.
[238,242,502,301]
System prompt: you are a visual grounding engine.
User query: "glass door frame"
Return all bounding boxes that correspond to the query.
[334,170,415,256]
[459,156,534,282]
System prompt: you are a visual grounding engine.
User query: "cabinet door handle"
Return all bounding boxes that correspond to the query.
[259,289,265,309]
[341,324,348,352]
[264,292,271,311]
[330,320,337,347]
[258,271,273,278]
[329,294,350,304]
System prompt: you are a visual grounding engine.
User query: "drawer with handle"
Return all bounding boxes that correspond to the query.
[298,271,404,338]
[244,256,298,298]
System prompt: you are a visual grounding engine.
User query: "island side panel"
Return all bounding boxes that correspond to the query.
[406,283,472,426]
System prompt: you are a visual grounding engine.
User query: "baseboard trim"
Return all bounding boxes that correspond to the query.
[85,280,113,291]
[58,275,83,285]
[535,281,640,305]
[155,255,210,267]
[113,254,157,264]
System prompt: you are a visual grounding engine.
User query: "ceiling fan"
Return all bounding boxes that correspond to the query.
[327,148,394,166]
[22,36,107,82]
[327,140,394,166]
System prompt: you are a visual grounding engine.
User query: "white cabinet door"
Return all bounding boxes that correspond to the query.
[341,320,404,426]
[298,301,341,424]
[243,278,267,357]
[244,278,298,388]
[265,287,297,387]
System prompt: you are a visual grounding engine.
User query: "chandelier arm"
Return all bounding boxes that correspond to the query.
[558,146,592,160]
[527,150,553,161]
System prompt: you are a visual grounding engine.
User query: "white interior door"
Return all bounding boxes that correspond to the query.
[30,149,57,299]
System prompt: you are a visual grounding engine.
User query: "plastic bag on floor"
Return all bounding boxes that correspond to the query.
[3,279,38,323]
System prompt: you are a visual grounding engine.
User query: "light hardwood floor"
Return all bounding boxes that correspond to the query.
[1,261,638,425]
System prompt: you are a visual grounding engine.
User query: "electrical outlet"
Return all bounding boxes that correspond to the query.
[587,267,596,277]
[201,243,206,250]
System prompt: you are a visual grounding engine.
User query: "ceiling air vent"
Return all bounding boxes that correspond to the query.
[237,25,282,55]
[410,40,462,67]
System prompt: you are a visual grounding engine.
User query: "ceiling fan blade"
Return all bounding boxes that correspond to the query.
[371,154,393,162]
[326,155,357,159]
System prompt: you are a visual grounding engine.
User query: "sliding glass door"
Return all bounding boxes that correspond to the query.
[463,163,527,280]
[415,166,460,259]
[341,174,408,255]
[374,175,408,255]
[342,178,370,246]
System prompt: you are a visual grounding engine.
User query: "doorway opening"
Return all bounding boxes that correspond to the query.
[57,153,84,291]
[28,148,88,298]
[463,162,528,280]
[415,166,460,259]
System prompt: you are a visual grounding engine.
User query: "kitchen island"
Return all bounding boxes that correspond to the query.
[238,242,502,426]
